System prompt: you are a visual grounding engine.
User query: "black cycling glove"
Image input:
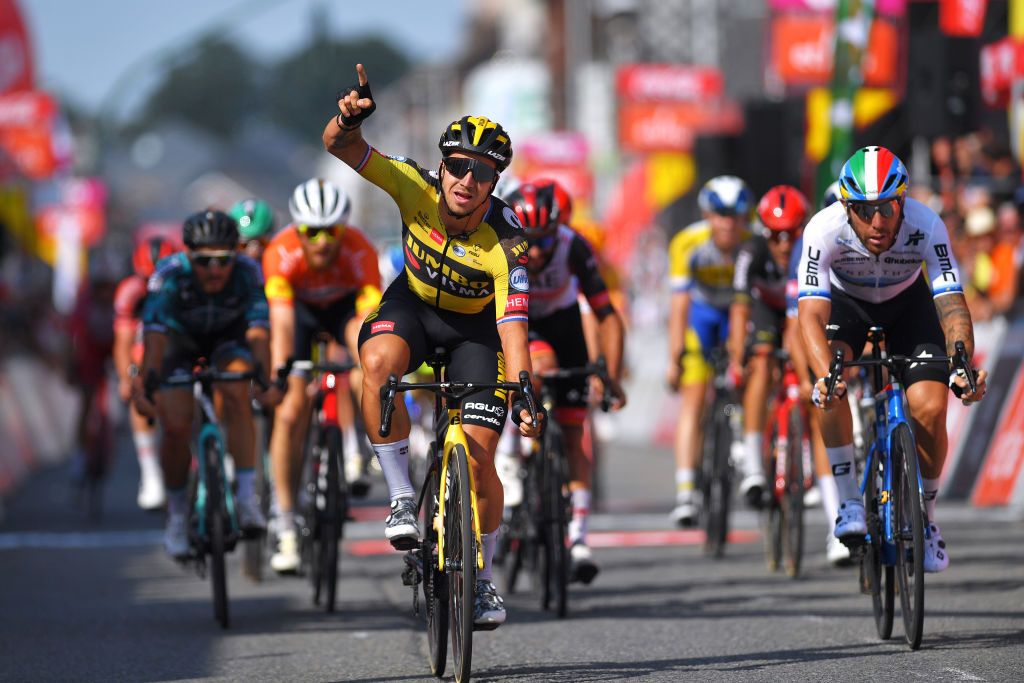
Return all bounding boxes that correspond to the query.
[510,394,546,427]
[336,81,376,128]
[949,367,969,398]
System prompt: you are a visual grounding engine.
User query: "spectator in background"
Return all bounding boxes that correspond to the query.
[962,205,997,322]
[991,201,1023,317]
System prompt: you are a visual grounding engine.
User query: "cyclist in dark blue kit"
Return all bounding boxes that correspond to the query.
[132,210,282,560]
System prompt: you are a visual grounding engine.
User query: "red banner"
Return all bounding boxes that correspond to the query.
[616,64,723,102]
[939,0,988,38]
[618,101,743,154]
[36,177,108,247]
[0,90,69,179]
[972,363,1024,506]
[0,0,33,94]
[770,16,900,88]
[980,37,1024,108]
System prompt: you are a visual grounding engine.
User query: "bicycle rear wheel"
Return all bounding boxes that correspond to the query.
[702,399,732,558]
[243,414,271,583]
[447,444,476,682]
[422,458,448,677]
[203,435,229,629]
[781,407,806,578]
[861,444,894,640]
[320,426,346,613]
[761,422,782,572]
[540,428,569,618]
[893,423,925,650]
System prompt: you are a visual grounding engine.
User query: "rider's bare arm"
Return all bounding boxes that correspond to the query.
[727,300,750,368]
[268,303,296,371]
[668,290,691,368]
[797,297,834,380]
[934,293,975,359]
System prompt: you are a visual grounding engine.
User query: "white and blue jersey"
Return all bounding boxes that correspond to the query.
[796,197,962,305]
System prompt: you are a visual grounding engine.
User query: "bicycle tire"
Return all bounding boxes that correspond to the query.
[204,435,229,629]
[541,425,570,618]
[447,444,475,682]
[703,398,732,558]
[893,423,925,650]
[422,458,448,677]
[243,415,271,583]
[862,443,894,640]
[782,406,806,578]
[762,421,782,572]
[322,426,345,613]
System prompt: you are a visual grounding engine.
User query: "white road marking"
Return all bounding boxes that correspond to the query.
[943,668,986,682]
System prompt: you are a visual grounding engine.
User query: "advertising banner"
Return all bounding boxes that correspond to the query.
[0,0,33,94]
[0,90,69,179]
[769,0,906,17]
[615,64,724,102]
[770,15,899,88]
[939,0,988,38]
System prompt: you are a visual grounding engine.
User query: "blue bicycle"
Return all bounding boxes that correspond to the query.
[824,326,976,650]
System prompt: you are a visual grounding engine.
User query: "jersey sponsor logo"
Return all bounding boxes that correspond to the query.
[388,155,408,162]
[904,229,925,246]
[509,266,530,292]
[933,244,957,282]
[518,254,529,264]
[452,244,466,257]
[371,320,396,334]
[466,413,501,427]
[503,206,523,230]
[505,293,529,314]
[804,245,822,287]
[832,462,851,476]
[464,401,506,418]
[429,228,445,245]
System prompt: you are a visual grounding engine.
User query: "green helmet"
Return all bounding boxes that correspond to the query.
[229,198,275,239]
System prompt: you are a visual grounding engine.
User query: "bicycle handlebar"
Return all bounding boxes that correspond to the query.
[378,370,539,438]
[538,356,614,412]
[823,342,977,402]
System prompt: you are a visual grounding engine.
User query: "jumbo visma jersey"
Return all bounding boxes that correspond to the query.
[356,147,530,323]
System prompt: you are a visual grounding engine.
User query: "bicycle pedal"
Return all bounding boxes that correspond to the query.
[473,622,502,632]
[390,536,419,552]
[839,535,866,550]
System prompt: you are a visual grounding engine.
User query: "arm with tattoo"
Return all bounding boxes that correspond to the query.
[934,293,975,359]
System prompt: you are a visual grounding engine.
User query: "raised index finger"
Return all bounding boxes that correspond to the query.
[356,63,368,86]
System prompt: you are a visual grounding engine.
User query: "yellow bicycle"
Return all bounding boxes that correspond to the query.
[381,347,537,683]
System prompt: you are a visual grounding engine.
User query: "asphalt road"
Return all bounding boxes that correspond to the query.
[2,433,1023,683]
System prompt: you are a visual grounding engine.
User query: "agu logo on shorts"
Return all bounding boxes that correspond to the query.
[509,266,530,293]
[371,320,396,334]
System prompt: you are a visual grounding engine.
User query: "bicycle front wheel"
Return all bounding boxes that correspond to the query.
[861,443,894,640]
[321,426,346,613]
[761,422,782,572]
[782,407,806,578]
[703,400,732,558]
[422,457,448,677]
[203,436,229,629]
[541,428,570,618]
[893,423,925,650]
[446,444,476,682]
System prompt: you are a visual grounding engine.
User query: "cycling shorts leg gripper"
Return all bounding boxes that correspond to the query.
[531,305,590,410]
[357,280,428,374]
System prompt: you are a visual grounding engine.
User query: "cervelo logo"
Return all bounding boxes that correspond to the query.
[371,320,396,334]
[509,266,529,293]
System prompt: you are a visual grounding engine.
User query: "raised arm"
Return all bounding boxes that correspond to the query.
[323,63,373,169]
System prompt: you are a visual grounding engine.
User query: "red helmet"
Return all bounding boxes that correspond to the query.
[529,177,573,225]
[133,236,177,278]
[506,182,567,238]
[757,185,810,232]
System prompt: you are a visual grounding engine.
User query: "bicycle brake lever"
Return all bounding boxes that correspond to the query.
[953,341,977,394]
[379,375,398,438]
[825,349,844,400]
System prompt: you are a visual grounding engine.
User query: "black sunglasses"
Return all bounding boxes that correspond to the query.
[442,156,497,184]
[192,252,235,268]
[527,234,557,250]
[849,200,898,222]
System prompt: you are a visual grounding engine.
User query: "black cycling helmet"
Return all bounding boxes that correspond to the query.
[438,115,513,171]
[183,210,239,250]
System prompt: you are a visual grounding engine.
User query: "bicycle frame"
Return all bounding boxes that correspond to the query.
[192,379,239,540]
[768,364,813,502]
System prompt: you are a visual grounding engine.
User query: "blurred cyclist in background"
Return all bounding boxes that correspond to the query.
[114,236,178,510]
[666,175,753,526]
[230,198,276,261]
[262,178,381,574]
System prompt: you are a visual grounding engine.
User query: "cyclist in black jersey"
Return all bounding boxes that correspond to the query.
[728,186,809,510]
[325,63,542,628]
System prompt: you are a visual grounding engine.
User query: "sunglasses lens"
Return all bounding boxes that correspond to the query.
[529,235,556,250]
[444,157,495,183]
[194,254,232,267]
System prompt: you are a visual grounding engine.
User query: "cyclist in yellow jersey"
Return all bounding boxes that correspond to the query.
[665,176,754,526]
[324,63,542,629]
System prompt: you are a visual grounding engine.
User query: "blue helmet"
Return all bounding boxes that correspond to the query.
[698,175,754,217]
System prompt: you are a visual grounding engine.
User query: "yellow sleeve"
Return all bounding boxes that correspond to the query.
[668,228,698,293]
[356,147,433,209]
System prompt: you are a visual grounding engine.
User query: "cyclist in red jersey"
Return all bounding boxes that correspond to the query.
[114,236,179,510]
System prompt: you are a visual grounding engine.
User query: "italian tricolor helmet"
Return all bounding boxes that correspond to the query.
[438,115,513,172]
[838,146,908,202]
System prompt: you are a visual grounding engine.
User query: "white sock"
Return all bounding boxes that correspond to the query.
[743,431,764,478]
[372,439,414,502]
[278,509,295,534]
[819,474,840,532]
[826,444,860,501]
[167,487,188,516]
[496,419,519,457]
[676,468,695,500]
[478,530,498,582]
[134,431,160,474]
[236,468,255,502]
[568,489,591,545]
[923,477,940,523]
[344,428,362,464]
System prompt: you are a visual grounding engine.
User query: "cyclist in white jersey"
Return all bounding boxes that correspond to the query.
[797,146,987,573]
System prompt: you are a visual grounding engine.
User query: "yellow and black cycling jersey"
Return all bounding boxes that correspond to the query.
[355,146,529,324]
[668,219,752,309]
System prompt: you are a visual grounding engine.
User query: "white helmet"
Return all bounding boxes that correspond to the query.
[289,178,352,227]
[821,180,842,209]
[493,172,522,201]
[698,175,754,216]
